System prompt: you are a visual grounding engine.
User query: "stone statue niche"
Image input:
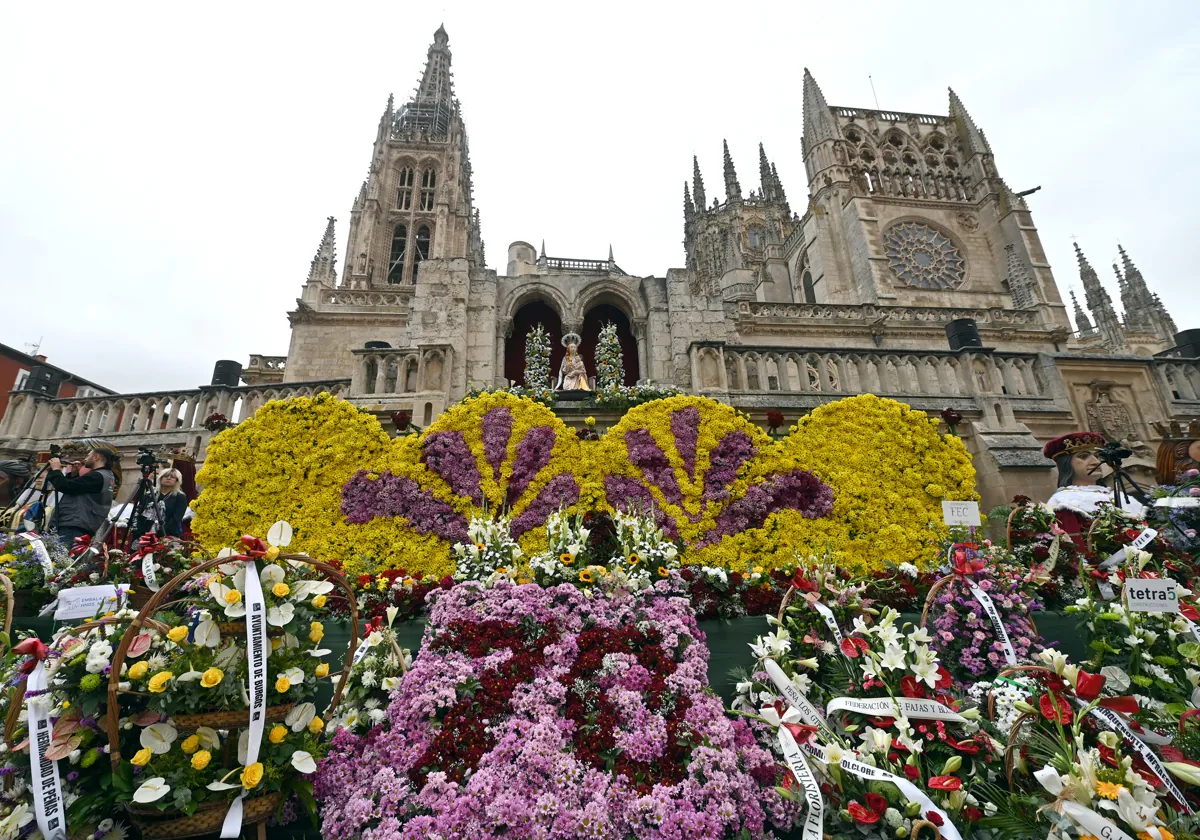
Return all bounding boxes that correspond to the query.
[555,332,592,398]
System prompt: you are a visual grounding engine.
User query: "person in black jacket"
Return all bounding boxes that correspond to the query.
[47,447,120,544]
[131,468,188,541]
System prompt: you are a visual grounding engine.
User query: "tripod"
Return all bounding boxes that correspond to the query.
[114,467,159,552]
[1093,441,1150,511]
[1,458,57,534]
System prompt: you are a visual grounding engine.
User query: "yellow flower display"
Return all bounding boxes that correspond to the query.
[191,750,212,771]
[166,626,189,644]
[272,582,290,597]
[241,762,264,789]
[745,394,978,575]
[200,667,223,688]
[131,747,152,767]
[269,725,287,744]
[180,735,200,755]
[127,661,149,680]
[148,671,173,693]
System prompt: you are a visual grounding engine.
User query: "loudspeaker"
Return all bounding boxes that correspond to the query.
[211,360,243,387]
[1173,329,1200,358]
[23,366,65,396]
[945,318,983,351]
[364,341,392,349]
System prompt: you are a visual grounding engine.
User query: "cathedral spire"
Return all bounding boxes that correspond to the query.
[306,217,338,286]
[692,155,706,212]
[396,27,456,137]
[1004,243,1037,309]
[801,68,838,154]
[758,142,773,200]
[1118,244,1177,341]
[1113,262,1140,326]
[1075,242,1125,351]
[1070,289,1094,335]
[683,182,694,222]
[948,88,992,156]
[771,162,789,211]
[723,139,741,204]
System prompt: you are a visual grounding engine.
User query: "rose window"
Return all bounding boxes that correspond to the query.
[882,221,966,290]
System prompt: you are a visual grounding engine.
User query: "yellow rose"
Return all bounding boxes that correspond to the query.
[271,637,282,651]
[224,589,242,605]
[315,663,330,678]
[312,594,327,608]
[309,621,324,644]
[269,725,287,744]
[275,676,291,693]
[127,661,149,680]
[180,735,200,755]
[148,671,173,693]
[200,668,223,688]
[240,761,264,789]
[308,716,324,734]
[131,747,152,767]
[264,546,280,561]
[166,626,189,643]
[272,582,290,597]
[191,750,211,771]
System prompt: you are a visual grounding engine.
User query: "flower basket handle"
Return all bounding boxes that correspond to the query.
[1086,515,1102,557]
[775,585,797,626]
[919,575,954,628]
[0,573,12,644]
[910,819,943,840]
[1005,506,1021,551]
[105,552,359,771]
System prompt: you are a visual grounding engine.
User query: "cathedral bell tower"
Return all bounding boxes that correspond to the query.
[340,25,483,290]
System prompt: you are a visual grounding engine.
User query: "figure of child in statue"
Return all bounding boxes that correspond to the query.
[556,333,591,391]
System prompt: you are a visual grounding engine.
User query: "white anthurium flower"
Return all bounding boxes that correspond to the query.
[238,730,249,764]
[194,620,220,648]
[267,602,295,627]
[284,667,305,686]
[290,750,317,774]
[283,633,300,649]
[214,646,242,669]
[133,778,171,804]
[207,780,241,792]
[1101,666,1131,693]
[176,670,205,683]
[1033,765,1065,796]
[260,564,286,587]
[195,727,220,751]
[140,723,177,755]
[208,579,247,618]
[381,676,400,691]
[308,649,332,658]
[286,702,317,732]
[291,580,335,601]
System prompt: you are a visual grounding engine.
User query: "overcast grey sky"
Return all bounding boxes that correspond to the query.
[1,1,1196,394]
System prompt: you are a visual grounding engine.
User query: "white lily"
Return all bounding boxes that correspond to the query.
[879,644,907,671]
[140,723,177,755]
[132,778,170,804]
[859,726,892,753]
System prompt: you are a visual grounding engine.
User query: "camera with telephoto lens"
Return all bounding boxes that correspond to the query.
[48,443,64,459]
[1095,440,1133,470]
[136,447,162,472]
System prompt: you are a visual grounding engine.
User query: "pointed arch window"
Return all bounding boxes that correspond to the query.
[387,224,407,284]
[396,167,414,210]
[412,224,432,282]
[801,270,816,304]
[419,168,437,211]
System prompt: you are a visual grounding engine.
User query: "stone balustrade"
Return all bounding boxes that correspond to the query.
[737,300,1043,328]
[0,380,350,460]
[246,354,286,373]
[1155,359,1200,405]
[692,343,1050,401]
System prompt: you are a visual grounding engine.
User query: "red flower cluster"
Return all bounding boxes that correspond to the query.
[412,619,560,785]
[559,625,691,793]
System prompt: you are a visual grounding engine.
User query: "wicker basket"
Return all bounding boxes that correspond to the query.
[106,551,359,837]
[128,792,282,840]
[919,574,1038,637]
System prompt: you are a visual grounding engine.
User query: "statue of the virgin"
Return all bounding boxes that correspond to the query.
[556,332,591,391]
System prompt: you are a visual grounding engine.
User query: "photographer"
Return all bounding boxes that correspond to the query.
[130,468,187,540]
[46,446,121,544]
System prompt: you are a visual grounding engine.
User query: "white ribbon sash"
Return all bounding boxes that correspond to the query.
[141,551,160,592]
[962,578,1018,666]
[826,695,966,723]
[838,757,962,840]
[1059,801,1136,840]
[808,600,847,653]
[1102,528,1159,569]
[777,728,823,840]
[1155,497,1200,509]
[763,659,834,738]
[22,533,54,576]
[221,561,268,838]
[1084,704,1193,815]
[28,663,67,840]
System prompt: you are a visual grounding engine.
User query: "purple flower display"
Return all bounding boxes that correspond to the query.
[510,474,581,537]
[341,470,469,543]
[505,425,556,507]
[422,431,484,504]
[481,407,513,484]
[696,469,833,548]
[669,406,700,479]
[702,431,756,502]
[603,475,679,538]
[624,429,684,505]
[314,581,798,840]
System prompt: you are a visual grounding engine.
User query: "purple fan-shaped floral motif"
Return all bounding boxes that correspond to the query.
[695,469,833,548]
[603,475,679,538]
[480,407,512,484]
[511,474,581,537]
[422,431,483,505]
[702,431,756,503]
[624,429,684,505]
[670,407,700,480]
[506,425,556,507]
[341,470,469,543]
